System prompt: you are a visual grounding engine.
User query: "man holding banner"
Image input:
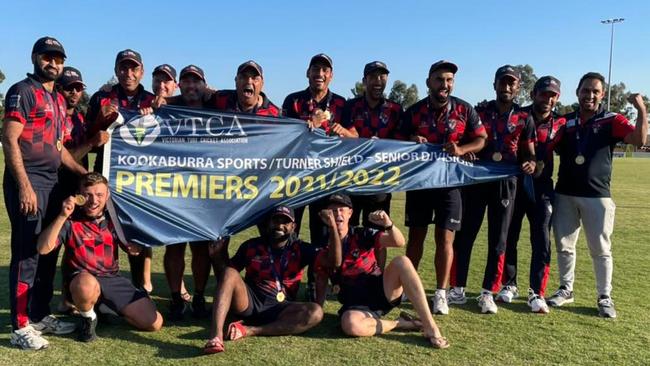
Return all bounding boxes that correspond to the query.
[204,206,323,354]
[400,60,487,315]
[451,65,536,314]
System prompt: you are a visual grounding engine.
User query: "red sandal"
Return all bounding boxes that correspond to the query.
[203,336,225,354]
[227,320,247,341]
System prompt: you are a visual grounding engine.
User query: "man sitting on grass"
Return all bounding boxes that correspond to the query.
[204,206,325,354]
[37,172,163,342]
[317,194,449,349]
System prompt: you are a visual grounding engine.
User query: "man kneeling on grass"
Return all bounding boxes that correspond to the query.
[317,194,449,349]
[37,173,163,342]
[203,206,325,354]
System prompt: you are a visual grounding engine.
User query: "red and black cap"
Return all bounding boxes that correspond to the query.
[364,61,389,76]
[269,206,296,222]
[237,60,263,77]
[534,76,561,95]
[152,64,177,81]
[32,36,66,58]
[429,60,458,75]
[309,53,333,69]
[180,65,205,82]
[494,65,520,82]
[58,67,85,88]
[115,49,143,67]
[327,193,353,208]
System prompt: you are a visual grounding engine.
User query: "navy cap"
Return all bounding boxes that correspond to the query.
[429,60,458,75]
[534,76,561,94]
[309,53,333,69]
[269,206,295,222]
[364,61,390,76]
[32,36,66,58]
[180,65,205,82]
[152,64,177,81]
[58,67,85,88]
[237,60,263,77]
[327,193,353,208]
[115,49,143,67]
[495,65,520,81]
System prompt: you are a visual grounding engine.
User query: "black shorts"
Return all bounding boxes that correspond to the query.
[350,193,392,228]
[405,187,462,231]
[67,273,148,314]
[338,274,401,318]
[237,284,291,325]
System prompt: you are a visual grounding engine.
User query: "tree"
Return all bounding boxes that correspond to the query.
[512,64,538,106]
[604,82,631,117]
[350,81,365,98]
[555,101,578,116]
[388,80,419,109]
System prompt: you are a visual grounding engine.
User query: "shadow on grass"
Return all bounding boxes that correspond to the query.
[551,304,599,317]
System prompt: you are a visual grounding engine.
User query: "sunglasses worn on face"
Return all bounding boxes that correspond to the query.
[64,85,84,93]
[41,53,65,65]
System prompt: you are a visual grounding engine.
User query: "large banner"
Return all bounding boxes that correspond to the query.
[103,106,521,246]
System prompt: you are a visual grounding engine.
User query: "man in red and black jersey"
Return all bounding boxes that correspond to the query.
[547,72,647,318]
[503,76,566,313]
[86,49,155,294]
[37,173,163,342]
[203,206,323,354]
[208,60,279,116]
[398,60,486,315]
[316,194,448,349]
[3,37,87,350]
[282,53,347,135]
[340,61,403,269]
[156,65,218,320]
[450,65,536,314]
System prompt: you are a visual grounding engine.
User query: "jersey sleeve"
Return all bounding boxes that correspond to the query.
[281,95,298,118]
[3,83,34,125]
[55,220,72,250]
[611,114,635,141]
[466,106,485,138]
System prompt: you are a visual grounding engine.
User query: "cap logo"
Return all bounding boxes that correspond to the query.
[45,38,61,46]
[64,70,79,77]
[122,51,136,57]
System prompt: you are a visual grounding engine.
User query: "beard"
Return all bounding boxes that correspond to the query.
[34,65,59,82]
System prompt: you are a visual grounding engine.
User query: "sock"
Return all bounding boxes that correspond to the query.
[80,309,97,320]
[436,288,447,297]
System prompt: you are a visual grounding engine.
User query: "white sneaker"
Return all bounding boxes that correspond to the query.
[31,315,76,335]
[10,325,49,350]
[431,290,449,315]
[477,292,498,314]
[527,289,549,314]
[447,287,467,305]
[495,285,519,303]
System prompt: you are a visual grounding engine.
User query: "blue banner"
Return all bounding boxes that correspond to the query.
[102,106,520,246]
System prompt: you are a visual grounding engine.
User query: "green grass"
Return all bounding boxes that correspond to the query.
[1,153,649,365]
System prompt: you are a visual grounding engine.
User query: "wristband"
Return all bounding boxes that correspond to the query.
[383,224,394,232]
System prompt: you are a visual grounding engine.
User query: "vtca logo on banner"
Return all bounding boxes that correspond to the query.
[119,115,161,147]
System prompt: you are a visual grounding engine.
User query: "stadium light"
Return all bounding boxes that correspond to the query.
[600,18,625,110]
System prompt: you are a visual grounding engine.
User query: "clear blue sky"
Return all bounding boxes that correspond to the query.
[2,0,649,107]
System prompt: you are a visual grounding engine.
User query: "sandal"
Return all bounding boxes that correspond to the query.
[397,311,422,331]
[426,335,450,349]
[203,336,225,354]
[226,320,247,341]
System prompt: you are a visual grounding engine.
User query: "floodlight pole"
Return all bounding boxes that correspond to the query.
[601,18,625,110]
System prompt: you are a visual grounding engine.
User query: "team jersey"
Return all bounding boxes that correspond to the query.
[341,97,402,138]
[229,236,317,300]
[555,108,634,197]
[475,100,535,163]
[209,90,280,117]
[282,88,345,134]
[3,74,67,189]
[399,96,485,143]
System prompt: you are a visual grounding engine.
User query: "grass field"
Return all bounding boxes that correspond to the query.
[0,153,649,365]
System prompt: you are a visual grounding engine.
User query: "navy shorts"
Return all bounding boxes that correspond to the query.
[237,284,291,325]
[338,274,401,318]
[68,273,148,314]
[405,187,462,231]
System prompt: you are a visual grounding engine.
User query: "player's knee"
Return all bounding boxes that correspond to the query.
[305,303,323,325]
[70,273,99,300]
[390,255,413,269]
[340,312,364,337]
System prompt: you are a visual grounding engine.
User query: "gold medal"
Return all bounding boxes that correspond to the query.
[74,194,87,206]
[56,139,62,151]
[575,155,585,165]
[276,292,285,303]
[492,152,503,162]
